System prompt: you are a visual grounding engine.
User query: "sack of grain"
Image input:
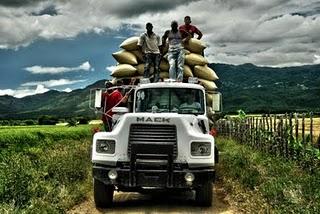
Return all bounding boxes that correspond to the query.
[206,93,213,105]
[184,49,191,55]
[111,64,137,77]
[162,43,169,54]
[131,50,144,62]
[119,36,139,51]
[183,65,193,78]
[184,38,206,54]
[194,65,219,81]
[199,78,217,91]
[185,53,208,66]
[160,60,169,71]
[112,50,138,65]
[136,64,156,75]
[160,71,169,79]
[135,64,144,75]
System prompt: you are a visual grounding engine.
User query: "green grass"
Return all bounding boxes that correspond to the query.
[216,137,320,213]
[0,125,99,213]
[0,125,94,150]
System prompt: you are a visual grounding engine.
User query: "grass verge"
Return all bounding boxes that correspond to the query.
[216,137,320,213]
[0,126,95,213]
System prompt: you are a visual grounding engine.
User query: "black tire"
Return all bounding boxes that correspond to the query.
[93,178,114,208]
[195,182,213,206]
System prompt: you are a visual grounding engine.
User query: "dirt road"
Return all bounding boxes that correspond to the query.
[68,181,236,214]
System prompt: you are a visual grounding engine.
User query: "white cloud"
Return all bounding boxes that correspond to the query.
[1,0,320,66]
[106,65,116,73]
[63,88,72,93]
[21,78,86,87]
[0,84,49,98]
[314,55,320,64]
[25,61,92,74]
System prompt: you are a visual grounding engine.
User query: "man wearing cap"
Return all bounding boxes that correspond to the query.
[179,16,202,40]
[101,80,129,131]
[162,21,191,82]
[138,22,162,82]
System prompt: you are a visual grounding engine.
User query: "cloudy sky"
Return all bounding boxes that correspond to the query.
[0,0,319,97]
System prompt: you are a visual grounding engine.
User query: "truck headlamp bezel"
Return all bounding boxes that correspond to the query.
[96,139,116,154]
[191,141,211,156]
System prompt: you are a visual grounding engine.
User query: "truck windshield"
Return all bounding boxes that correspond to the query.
[135,88,205,114]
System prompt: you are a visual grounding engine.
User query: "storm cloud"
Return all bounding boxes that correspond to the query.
[0,0,319,67]
[0,0,46,7]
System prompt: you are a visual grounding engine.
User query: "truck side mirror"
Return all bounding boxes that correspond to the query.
[94,89,102,108]
[211,92,222,112]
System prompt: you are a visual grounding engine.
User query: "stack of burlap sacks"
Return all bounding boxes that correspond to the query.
[110,36,219,117]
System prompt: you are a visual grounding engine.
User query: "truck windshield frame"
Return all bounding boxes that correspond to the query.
[135,88,205,115]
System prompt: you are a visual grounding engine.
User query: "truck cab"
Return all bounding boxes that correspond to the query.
[92,80,221,207]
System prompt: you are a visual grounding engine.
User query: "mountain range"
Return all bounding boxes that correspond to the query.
[0,63,319,119]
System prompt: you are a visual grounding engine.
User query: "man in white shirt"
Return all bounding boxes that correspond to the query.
[138,23,162,82]
[179,92,201,113]
[162,21,191,82]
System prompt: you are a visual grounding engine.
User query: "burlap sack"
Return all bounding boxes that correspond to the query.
[112,50,138,65]
[183,64,193,78]
[185,53,208,66]
[119,37,139,51]
[184,38,206,54]
[198,78,217,91]
[160,60,169,71]
[194,65,219,81]
[111,64,137,77]
[131,50,144,62]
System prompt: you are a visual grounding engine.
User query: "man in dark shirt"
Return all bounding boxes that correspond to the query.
[179,16,203,40]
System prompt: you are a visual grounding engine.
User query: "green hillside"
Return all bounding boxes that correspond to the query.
[0,80,105,119]
[210,63,320,113]
[0,63,319,119]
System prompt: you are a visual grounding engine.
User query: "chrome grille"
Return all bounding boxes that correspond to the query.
[128,124,177,158]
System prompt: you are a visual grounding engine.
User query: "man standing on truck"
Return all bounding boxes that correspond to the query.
[101,80,129,131]
[138,22,162,82]
[179,16,203,40]
[162,21,191,82]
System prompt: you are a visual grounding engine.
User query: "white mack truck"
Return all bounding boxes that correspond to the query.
[91,78,221,208]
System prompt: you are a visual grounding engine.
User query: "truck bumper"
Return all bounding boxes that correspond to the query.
[93,162,215,189]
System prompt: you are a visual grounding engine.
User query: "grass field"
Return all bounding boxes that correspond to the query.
[216,137,320,213]
[0,124,100,213]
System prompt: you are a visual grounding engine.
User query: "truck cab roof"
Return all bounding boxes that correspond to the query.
[136,81,205,91]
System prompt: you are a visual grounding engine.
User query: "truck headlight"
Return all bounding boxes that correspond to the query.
[191,142,211,156]
[96,140,115,154]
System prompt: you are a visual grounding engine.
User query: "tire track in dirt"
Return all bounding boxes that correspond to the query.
[68,181,236,214]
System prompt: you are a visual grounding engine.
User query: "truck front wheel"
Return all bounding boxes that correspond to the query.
[195,181,213,206]
[93,178,114,208]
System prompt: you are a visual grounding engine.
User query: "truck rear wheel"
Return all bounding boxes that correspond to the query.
[93,178,114,208]
[195,181,213,206]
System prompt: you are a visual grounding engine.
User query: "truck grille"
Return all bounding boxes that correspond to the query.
[128,124,177,159]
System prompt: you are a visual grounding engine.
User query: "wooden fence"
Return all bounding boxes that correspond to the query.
[215,113,320,166]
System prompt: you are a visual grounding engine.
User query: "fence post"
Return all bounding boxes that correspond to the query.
[289,113,293,159]
[295,113,299,160]
[273,114,277,154]
[284,113,288,158]
[302,113,306,157]
[310,112,313,145]
[279,116,284,156]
